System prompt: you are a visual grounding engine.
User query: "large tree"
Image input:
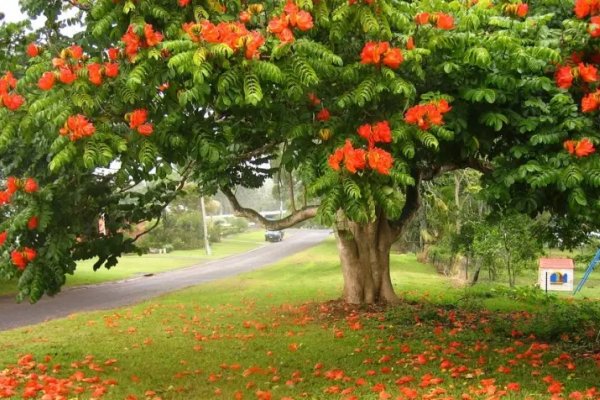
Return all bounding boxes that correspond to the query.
[0,0,598,303]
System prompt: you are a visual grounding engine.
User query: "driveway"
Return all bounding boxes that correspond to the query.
[0,229,331,331]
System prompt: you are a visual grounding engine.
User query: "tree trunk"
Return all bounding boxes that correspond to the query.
[336,216,399,304]
[471,260,481,285]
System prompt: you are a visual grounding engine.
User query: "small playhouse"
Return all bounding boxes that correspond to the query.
[538,258,574,292]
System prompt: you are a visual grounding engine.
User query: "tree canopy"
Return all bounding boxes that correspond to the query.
[0,0,599,302]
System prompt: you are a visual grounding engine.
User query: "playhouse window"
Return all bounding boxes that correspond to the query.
[562,273,568,283]
[550,272,563,285]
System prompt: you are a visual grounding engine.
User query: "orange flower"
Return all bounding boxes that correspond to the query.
[144,24,164,47]
[268,15,289,34]
[137,123,154,136]
[415,12,430,25]
[69,45,84,60]
[564,138,595,157]
[278,28,295,43]
[582,92,600,112]
[183,22,203,42]
[406,36,415,50]
[308,92,321,106]
[26,43,39,57]
[11,247,36,270]
[0,231,7,246]
[24,178,38,193]
[239,11,251,23]
[2,93,24,111]
[59,67,77,84]
[87,63,103,86]
[328,147,344,171]
[295,10,314,31]
[516,3,529,17]
[367,147,394,175]
[104,62,119,78]
[555,66,573,89]
[59,114,96,141]
[38,72,55,90]
[11,250,27,270]
[575,138,595,157]
[575,0,600,19]
[372,121,392,143]
[589,16,600,37]
[178,0,190,6]
[122,26,141,57]
[6,177,18,194]
[328,140,367,173]
[343,142,366,174]
[27,216,38,230]
[405,101,451,130]
[0,71,17,91]
[0,191,11,205]
[383,48,403,69]
[107,47,120,60]
[316,108,330,121]
[436,13,454,29]
[245,31,265,59]
[361,41,389,65]
[129,109,148,129]
[578,63,598,83]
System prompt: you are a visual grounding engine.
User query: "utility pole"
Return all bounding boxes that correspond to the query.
[200,196,212,256]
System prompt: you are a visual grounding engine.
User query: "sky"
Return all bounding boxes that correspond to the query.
[1,1,26,23]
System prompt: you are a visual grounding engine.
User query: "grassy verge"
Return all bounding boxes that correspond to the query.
[1,239,598,399]
[0,230,267,296]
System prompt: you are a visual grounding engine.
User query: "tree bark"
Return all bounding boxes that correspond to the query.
[335,214,399,304]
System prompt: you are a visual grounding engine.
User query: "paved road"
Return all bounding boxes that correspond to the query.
[0,229,331,331]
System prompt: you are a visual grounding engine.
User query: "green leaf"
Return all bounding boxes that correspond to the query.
[243,73,263,105]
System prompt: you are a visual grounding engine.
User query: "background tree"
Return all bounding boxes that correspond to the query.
[1,0,599,304]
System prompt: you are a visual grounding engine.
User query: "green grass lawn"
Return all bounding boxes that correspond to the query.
[1,238,598,399]
[0,230,267,297]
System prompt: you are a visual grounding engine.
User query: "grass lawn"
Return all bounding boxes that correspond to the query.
[0,239,599,399]
[0,230,267,297]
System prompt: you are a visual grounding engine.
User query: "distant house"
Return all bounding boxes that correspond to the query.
[538,258,574,292]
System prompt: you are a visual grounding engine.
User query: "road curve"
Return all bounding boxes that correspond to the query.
[0,229,331,331]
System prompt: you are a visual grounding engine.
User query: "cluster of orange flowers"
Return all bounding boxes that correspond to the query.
[0,72,24,111]
[504,3,529,18]
[122,24,164,59]
[360,42,403,70]
[404,99,452,130]
[563,138,595,157]
[581,89,600,112]
[415,12,454,30]
[0,177,38,206]
[36,45,118,90]
[574,0,600,37]
[127,109,154,136]
[0,176,39,269]
[26,43,40,58]
[11,247,37,270]
[555,63,598,89]
[59,114,96,141]
[268,2,313,43]
[328,121,394,175]
[183,21,265,59]
[87,60,119,86]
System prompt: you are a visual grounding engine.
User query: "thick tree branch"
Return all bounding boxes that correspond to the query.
[222,186,318,230]
[389,173,422,240]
